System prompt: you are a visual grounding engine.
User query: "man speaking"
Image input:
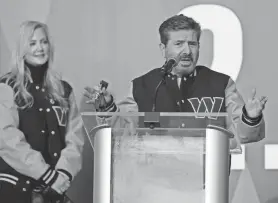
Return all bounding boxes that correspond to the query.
[84,14,267,145]
[84,13,267,203]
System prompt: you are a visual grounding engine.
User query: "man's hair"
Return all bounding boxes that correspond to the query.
[159,14,201,45]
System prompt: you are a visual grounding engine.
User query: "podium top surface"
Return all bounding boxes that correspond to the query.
[81,112,236,117]
[82,112,236,138]
[81,112,242,154]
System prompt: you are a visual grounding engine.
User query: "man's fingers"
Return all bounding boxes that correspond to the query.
[248,88,256,101]
[84,86,94,94]
[85,86,101,94]
[260,96,268,103]
[261,99,268,109]
[257,96,267,109]
[83,91,93,99]
[84,88,101,100]
[85,99,95,104]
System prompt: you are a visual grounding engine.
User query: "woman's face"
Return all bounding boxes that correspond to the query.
[24,27,49,66]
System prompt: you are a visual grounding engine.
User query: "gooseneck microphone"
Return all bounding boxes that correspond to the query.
[160,58,177,76]
[145,58,177,128]
[152,58,177,112]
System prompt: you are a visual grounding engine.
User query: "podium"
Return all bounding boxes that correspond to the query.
[81,112,242,203]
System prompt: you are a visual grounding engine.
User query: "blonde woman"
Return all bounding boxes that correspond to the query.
[0,21,84,203]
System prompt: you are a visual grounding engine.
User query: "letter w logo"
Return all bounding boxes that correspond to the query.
[52,106,69,127]
[187,97,224,119]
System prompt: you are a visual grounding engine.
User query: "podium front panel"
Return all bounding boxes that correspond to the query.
[110,129,207,203]
[81,112,241,203]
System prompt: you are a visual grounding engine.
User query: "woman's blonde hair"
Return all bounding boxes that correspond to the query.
[1,21,68,109]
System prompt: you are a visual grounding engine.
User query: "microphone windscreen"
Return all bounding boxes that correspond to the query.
[161,58,176,74]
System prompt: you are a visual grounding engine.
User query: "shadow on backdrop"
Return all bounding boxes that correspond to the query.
[265,197,278,203]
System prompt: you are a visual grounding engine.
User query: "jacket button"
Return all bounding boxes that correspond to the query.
[50,99,55,104]
[181,123,185,128]
[41,130,45,134]
[26,180,30,184]
[46,108,50,112]
[35,86,40,90]
[51,131,55,135]
[181,100,185,103]
[41,88,45,92]
[22,188,27,192]
[54,153,57,157]
[39,108,43,112]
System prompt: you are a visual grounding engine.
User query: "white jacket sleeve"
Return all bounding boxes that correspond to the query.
[0,83,50,180]
[225,78,265,144]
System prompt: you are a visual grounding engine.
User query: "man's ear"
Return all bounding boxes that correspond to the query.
[159,43,166,59]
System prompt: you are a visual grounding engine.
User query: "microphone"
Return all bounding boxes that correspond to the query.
[151,58,177,112]
[161,58,177,76]
[145,58,177,128]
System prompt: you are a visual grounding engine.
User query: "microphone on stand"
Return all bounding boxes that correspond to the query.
[160,58,177,76]
[144,58,177,129]
[152,58,177,112]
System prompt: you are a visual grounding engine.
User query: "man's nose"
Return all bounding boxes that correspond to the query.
[182,42,191,54]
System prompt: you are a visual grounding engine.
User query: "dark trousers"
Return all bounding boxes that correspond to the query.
[0,181,70,203]
[0,181,32,203]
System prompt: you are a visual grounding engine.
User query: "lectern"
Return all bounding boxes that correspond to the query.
[81,112,242,203]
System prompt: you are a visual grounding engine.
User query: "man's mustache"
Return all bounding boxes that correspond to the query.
[176,53,193,62]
